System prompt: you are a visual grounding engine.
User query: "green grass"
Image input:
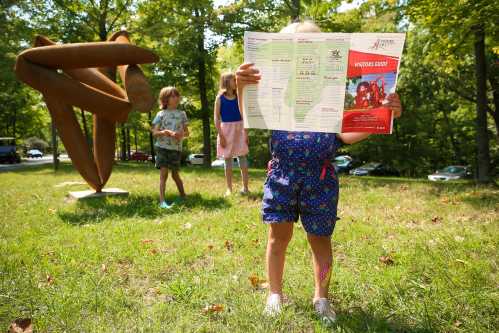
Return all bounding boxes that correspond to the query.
[1,162,498,332]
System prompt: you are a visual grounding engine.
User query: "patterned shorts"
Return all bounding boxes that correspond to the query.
[155,147,181,170]
[261,130,342,237]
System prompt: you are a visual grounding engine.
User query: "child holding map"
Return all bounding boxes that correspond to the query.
[236,21,402,323]
[214,72,250,196]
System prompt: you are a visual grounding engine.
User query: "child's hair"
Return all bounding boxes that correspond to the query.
[158,86,180,108]
[280,20,321,33]
[218,72,236,96]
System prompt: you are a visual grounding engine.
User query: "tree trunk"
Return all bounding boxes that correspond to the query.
[120,125,127,160]
[51,119,59,171]
[487,72,499,142]
[195,9,211,167]
[473,25,491,183]
[80,109,91,149]
[126,127,131,159]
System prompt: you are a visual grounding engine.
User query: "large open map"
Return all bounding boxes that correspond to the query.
[242,32,406,134]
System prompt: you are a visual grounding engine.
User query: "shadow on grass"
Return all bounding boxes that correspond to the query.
[293,299,433,332]
[58,192,230,226]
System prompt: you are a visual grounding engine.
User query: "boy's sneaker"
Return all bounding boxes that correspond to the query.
[159,201,174,209]
[263,293,282,317]
[313,298,337,324]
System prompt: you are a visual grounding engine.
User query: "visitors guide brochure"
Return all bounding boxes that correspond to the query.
[242,32,406,134]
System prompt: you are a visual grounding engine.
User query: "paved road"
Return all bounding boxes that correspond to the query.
[0,154,70,172]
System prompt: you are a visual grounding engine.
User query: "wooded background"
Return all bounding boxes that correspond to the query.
[1,0,497,182]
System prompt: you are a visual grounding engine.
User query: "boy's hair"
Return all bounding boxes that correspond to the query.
[158,86,180,108]
[218,72,236,96]
[280,20,321,33]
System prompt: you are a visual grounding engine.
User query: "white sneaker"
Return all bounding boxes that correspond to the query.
[313,298,337,324]
[263,293,282,316]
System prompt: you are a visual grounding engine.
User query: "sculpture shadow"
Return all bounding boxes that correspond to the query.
[58,192,230,226]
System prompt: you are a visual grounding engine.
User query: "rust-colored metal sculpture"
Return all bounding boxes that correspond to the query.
[15,31,158,192]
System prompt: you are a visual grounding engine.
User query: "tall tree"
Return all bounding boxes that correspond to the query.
[406,0,499,182]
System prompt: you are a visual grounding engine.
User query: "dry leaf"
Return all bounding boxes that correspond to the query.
[101,264,107,272]
[141,239,154,244]
[207,244,214,250]
[202,303,224,314]
[379,255,394,265]
[248,275,268,290]
[431,216,443,224]
[9,318,32,333]
[46,274,54,285]
[224,240,233,251]
[149,248,159,255]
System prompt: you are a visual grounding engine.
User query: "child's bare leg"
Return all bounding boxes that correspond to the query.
[307,233,333,300]
[238,155,249,192]
[159,167,168,202]
[266,223,293,295]
[224,158,233,193]
[171,170,186,197]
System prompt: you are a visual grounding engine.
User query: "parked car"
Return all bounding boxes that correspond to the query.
[333,155,355,173]
[186,153,205,165]
[130,151,150,162]
[211,157,239,168]
[349,162,400,176]
[27,149,43,158]
[0,137,21,164]
[428,165,471,181]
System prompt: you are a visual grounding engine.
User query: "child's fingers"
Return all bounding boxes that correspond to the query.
[238,62,255,70]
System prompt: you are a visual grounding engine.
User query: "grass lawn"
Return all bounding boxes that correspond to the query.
[1,162,498,332]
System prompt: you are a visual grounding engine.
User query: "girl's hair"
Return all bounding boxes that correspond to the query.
[158,86,180,108]
[218,72,236,96]
[280,20,321,33]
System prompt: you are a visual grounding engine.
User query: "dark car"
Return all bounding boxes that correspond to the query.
[130,151,151,162]
[428,165,472,181]
[0,137,21,163]
[349,162,400,177]
[333,155,355,173]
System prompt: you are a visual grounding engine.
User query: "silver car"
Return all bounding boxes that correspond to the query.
[428,165,471,181]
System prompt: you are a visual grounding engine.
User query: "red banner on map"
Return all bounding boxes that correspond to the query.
[347,50,399,78]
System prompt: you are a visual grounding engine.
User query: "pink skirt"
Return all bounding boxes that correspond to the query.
[217,121,249,158]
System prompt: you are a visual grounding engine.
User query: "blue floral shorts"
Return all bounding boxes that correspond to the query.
[262,131,342,237]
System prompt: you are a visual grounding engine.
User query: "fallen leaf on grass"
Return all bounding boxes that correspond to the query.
[431,216,443,224]
[207,244,214,250]
[141,239,154,244]
[202,303,224,314]
[46,274,54,285]
[224,240,233,251]
[101,264,107,272]
[379,255,394,266]
[149,248,159,255]
[9,318,32,333]
[248,274,268,290]
[453,320,462,327]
